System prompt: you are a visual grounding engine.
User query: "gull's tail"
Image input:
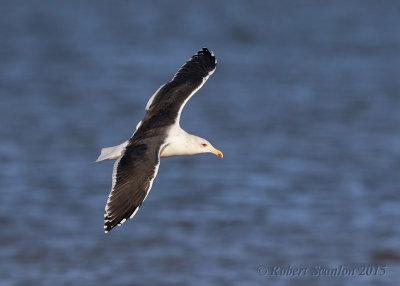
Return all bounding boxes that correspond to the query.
[96,141,128,162]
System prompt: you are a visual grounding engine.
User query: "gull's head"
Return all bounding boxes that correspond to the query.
[197,138,223,158]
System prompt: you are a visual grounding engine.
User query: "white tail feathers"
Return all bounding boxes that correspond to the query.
[96,120,142,162]
[96,141,128,162]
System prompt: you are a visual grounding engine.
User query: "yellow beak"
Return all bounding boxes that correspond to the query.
[211,148,223,158]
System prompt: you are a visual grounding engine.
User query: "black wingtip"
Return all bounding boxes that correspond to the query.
[197,47,216,64]
[172,47,217,83]
[104,204,141,233]
[104,220,113,233]
[104,215,120,233]
[200,47,211,54]
[104,213,119,233]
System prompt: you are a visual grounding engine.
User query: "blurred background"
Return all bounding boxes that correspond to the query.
[1,0,400,285]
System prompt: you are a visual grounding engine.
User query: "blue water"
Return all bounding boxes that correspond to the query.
[1,1,400,285]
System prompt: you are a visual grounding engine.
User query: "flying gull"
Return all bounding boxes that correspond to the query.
[96,48,223,233]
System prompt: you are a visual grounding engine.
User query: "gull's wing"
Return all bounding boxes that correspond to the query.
[104,138,165,232]
[142,48,217,129]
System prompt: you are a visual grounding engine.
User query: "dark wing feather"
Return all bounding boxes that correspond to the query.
[171,47,217,83]
[142,48,216,129]
[104,139,164,232]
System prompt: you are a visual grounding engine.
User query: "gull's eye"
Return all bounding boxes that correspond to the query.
[201,143,207,147]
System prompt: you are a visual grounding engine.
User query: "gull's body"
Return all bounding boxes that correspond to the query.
[96,48,222,232]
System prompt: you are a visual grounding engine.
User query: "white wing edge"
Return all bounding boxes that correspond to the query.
[146,84,165,110]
